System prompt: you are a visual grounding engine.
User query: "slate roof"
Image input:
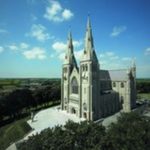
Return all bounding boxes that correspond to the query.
[100,69,128,81]
[108,69,128,81]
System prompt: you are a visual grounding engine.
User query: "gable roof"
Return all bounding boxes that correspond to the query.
[99,69,128,81]
[108,69,128,81]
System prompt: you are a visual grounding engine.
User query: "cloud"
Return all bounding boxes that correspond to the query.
[122,57,132,61]
[145,47,150,55]
[27,24,50,42]
[62,9,73,20]
[7,42,29,51]
[0,46,4,53]
[58,49,83,62]
[0,29,8,34]
[99,54,105,58]
[44,1,74,22]
[74,49,83,60]
[8,44,18,51]
[73,40,82,47]
[20,42,29,49]
[105,52,115,56]
[110,56,119,60]
[23,47,46,60]
[52,39,82,61]
[52,40,82,53]
[52,42,66,53]
[110,26,126,37]
[98,51,133,70]
[58,52,65,61]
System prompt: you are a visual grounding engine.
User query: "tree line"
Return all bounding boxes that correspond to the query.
[0,80,61,123]
[136,80,150,93]
[17,112,150,150]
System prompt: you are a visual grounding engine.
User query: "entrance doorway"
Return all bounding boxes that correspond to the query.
[83,112,87,119]
[71,108,76,114]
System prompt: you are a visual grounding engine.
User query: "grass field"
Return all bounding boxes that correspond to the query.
[137,93,150,100]
[0,116,31,150]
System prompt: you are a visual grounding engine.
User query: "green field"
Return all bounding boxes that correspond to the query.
[0,117,31,150]
[137,93,150,100]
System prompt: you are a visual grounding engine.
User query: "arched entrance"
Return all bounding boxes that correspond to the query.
[71,108,76,114]
[83,112,87,119]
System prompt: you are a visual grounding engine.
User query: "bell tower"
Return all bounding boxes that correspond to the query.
[80,17,100,120]
[61,31,77,111]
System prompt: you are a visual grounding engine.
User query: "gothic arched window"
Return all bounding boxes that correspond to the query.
[121,82,124,88]
[113,82,116,87]
[71,77,78,94]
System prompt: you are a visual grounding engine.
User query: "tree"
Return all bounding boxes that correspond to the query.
[101,112,150,150]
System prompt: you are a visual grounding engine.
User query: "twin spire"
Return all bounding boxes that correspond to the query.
[64,30,77,67]
[64,17,97,65]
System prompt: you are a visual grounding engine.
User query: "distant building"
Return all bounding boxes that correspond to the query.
[61,17,136,121]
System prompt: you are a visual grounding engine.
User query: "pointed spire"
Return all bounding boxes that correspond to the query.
[67,30,73,54]
[81,16,98,62]
[64,30,77,68]
[84,16,94,55]
[131,58,136,78]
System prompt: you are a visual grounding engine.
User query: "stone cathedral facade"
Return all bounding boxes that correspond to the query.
[61,18,136,121]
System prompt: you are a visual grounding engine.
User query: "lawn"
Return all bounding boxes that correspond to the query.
[0,116,32,150]
[137,93,150,100]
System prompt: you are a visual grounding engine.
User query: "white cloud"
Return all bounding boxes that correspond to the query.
[105,52,115,56]
[44,1,74,22]
[110,56,119,60]
[99,54,105,58]
[27,24,50,42]
[52,42,66,53]
[122,57,131,61]
[20,42,29,49]
[110,26,126,37]
[73,40,82,48]
[58,52,65,61]
[62,9,73,20]
[7,42,29,51]
[52,39,82,61]
[57,49,83,62]
[52,40,82,53]
[74,49,83,60]
[145,47,150,55]
[98,51,133,70]
[8,44,18,51]
[0,46,4,53]
[23,47,46,60]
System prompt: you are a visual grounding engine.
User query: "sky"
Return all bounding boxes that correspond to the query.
[0,0,150,78]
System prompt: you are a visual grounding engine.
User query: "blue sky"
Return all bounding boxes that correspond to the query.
[0,0,150,78]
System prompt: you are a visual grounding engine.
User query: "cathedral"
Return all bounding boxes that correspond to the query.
[61,17,136,121]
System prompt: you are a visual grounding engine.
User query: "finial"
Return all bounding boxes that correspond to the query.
[88,12,90,17]
[87,13,91,28]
